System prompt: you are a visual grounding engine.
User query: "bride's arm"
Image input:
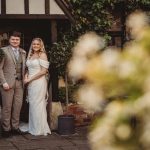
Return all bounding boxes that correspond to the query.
[24,67,29,84]
[27,53,48,83]
[24,69,29,79]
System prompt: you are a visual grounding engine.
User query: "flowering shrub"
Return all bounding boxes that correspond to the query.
[68,11,150,150]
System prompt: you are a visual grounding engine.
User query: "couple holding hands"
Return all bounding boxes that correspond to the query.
[0,31,51,138]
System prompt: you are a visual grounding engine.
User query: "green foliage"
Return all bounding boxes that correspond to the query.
[48,0,150,76]
[48,33,75,76]
[125,0,150,11]
[68,11,150,149]
[58,85,79,103]
[68,0,114,33]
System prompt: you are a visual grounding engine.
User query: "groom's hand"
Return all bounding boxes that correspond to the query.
[24,78,30,84]
[3,83,10,90]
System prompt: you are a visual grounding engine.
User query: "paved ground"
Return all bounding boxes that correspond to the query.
[0,126,91,150]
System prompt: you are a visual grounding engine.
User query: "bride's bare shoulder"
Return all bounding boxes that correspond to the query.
[39,52,48,61]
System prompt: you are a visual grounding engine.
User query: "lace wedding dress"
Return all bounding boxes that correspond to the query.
[20,58,51,136]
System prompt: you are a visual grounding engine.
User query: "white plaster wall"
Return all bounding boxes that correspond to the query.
[50,0,64,15]
[6,0,24,14]
[29,0,45,14]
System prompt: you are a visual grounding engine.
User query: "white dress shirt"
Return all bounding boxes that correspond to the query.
[11,46,19,60]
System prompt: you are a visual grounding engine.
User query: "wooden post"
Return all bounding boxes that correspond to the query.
[47,20,58,127]
[120,1,126,47]
[1,0,6,14]
[65,73,69,111]
[24,0,29,14]
[50,20,59,102]
[51,20,57,44]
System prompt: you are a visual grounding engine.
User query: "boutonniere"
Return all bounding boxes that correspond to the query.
[21,49,26,55]
[0,48,5,62]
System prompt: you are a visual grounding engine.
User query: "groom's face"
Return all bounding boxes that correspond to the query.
[9,36,20,48]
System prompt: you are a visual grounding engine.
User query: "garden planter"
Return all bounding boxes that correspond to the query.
[58,114,75,135]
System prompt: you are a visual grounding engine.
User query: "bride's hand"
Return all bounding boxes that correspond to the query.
[24,78,31,84]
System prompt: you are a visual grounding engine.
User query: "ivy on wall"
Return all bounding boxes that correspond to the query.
[48,0,150,76]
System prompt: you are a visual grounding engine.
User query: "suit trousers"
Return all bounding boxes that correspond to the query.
[0,80,23,131]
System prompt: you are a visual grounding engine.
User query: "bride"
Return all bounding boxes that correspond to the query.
[21,38,51,136]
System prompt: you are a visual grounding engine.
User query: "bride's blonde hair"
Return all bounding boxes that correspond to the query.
[27,38,46,59]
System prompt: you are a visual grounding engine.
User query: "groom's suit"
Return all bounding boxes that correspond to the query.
[0,46,26,131]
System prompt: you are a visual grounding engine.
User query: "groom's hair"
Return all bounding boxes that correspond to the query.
[9,31,21,38]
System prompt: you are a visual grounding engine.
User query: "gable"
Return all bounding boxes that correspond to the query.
[0,0,67,17]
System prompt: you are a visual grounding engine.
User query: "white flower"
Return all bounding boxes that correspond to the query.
[68,57,88,79]
[89,123,113,149]
[134,93,150,113]
[140,118,150,146]
[106,101,123,119]
[125,44,147,59]
[100,48,120,72]
[78,85,104,112]
[126,11,149,39]
[73,32,105,57]
[144,77,150,92]
[118,60,136,78]
[115,124,131,140]
[126,11,148,29]
[89,101,124,150]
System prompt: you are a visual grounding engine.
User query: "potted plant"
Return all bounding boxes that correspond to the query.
[57,72,75,135]
[48,37,76,134]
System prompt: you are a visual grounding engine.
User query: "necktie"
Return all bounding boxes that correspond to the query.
[14,49,19,60]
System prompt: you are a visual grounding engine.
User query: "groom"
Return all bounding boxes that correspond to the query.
[0,31,26,138]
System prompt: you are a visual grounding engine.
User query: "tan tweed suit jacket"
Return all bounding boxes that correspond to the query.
[0,45,26,131]
[0,46,26,88]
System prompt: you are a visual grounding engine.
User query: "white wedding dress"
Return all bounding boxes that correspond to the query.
[20,58,51,136]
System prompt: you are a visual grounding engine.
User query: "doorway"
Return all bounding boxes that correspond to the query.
[0,19,51,51]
